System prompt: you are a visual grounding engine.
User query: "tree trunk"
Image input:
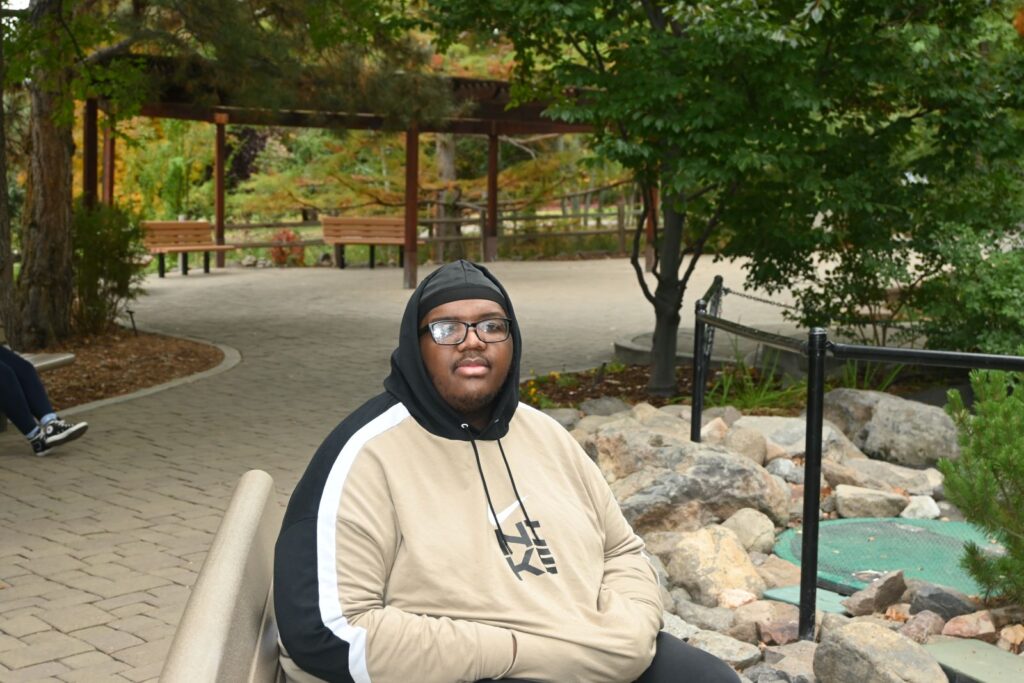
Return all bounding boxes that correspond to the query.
[647,189,685,395]
[17,67,75,349]
[0,17,13,342]
[435,133,462,261]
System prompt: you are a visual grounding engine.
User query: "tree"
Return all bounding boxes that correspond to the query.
[2,0,452,350]
[429,1,1024,394]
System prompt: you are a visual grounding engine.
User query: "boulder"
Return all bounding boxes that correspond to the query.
[657,404,691,421]
[760,640,818,683]
[672,596,736,633]
[909,584,979,621]
[723,426,768,466]
[821,460,870,489]
[990,605,1024,628]
[834,484,909,518]
[766,458,805,485]
[844,459,933,495]
[841,571,907,616]
[719,589,759,610]
[998,624,1024,654]
[899,610,945,644]
[818,612,852,641]
[943,610,999,643]
[579,396,631,416]
[756,555,802,590]
[899,496,941,520]
[689,630,763,669]
[732,416,861,462]
[666,526,767,608]
[730,600,800,646]
[542,408,581,431]
[661,611,701,641]
[591,418,694,481]
[704,405,743,426]
[813,621,946,683]
[574,414,616,434]
[615,468,711,533]
[643,531,685,562]
[700,417,730,443]
[824,389,959,468]
[722,508,777,555]
[676,448,791,525]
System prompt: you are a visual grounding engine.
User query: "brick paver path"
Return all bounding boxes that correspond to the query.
[0,258,789,681]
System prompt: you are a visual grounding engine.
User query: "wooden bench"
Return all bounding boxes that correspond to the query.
[0,324,75,433]
[141,221,237,277]
[321,216,423,269]
[161,469,284,683]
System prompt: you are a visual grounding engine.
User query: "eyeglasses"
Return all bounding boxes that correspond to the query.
[418,317,512,345]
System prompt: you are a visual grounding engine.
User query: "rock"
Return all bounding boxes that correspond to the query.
[573,414,616,434]
[813,621,946,683]
[943,610,999,643]
[818,612,852,640]
[704,406,743,426]
[844,459,933,495]
[990,605,1024,628]
[998,624,1024,654]
[821,460,866,489]
[661,611,701,641]
[820,494,836,514]
[850,614,904,632]
[884,603,912,623]
[841,571,907,616]
[759,640,818,682]
[579,396,632,416]
[825,389,959,468]
[909,583,979,621]
[672,597,736,632]
[700,417,730,443]
[689,630,763,669]
[756,555,802,589]
[923,468,944,498]
[241,254,258,267]
[615,469,709,533]
[643,531,685,561]
[732,416,856,462]
[722,508,777,554]
[730,600,801,645]
[541,408,581,431]
[936,500,965,522]
[834,484,909,518]
[666,526,766,608]
[899,610,945,643]
[723,426,768,466]
[677,448,791,525]
[658,404,691,420]
[899,496,941,520]
[719,589,759,609]
[764,440,790,463]
[592,418,694,482]
[766,458,806,485]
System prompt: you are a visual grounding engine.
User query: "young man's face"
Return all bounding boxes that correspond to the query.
[419,298,513,429]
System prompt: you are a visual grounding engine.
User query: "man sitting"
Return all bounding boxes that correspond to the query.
[274,260,738,682]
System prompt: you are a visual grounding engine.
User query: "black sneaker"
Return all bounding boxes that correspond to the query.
[43,418,88,447]
[29,431,51,456]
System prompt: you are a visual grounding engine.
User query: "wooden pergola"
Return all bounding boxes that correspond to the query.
[82,57,594,288]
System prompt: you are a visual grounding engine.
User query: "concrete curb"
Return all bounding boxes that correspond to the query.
[61,332,242,418]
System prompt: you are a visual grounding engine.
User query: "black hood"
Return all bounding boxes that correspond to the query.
[383,260,522,441]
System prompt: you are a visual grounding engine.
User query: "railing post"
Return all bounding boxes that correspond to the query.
[691,298,708,442]
[799,327,828,640]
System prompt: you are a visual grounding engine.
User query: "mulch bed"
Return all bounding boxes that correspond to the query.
[40,329,224,411]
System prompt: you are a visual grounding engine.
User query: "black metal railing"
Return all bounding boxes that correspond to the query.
[689,277,1024,640]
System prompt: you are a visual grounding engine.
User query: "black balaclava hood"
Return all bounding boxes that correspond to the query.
[384,260,521,441]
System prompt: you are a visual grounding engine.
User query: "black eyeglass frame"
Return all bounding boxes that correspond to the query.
[418,317,513,345]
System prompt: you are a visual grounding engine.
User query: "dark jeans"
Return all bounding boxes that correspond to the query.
[0,345,54,435]
[477,631,740,683]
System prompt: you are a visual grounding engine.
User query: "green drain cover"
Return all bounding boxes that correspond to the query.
[774,518,1002,596]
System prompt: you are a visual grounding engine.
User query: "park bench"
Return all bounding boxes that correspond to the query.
[0,324,75,433]
[161,469,284,683]
[321,216,422,269]
[141,220,237,278]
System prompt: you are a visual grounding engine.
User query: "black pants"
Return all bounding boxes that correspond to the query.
[0,346,54,435]
[477,631,740,683]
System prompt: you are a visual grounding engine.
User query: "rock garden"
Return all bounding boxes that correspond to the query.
[544,387,1024,682]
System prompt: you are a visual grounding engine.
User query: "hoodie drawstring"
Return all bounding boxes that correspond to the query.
[496,439,541,546]
[464,425,513,557]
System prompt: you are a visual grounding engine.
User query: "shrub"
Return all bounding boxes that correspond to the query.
[71,202,146,335]
[941,370,1024,604]
[269,228,305,266]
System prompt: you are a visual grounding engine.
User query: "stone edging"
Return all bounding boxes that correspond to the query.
[61,332,242,418]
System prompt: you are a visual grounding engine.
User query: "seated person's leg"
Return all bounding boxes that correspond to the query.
[634,631,741,683]
[0,359,42,436]
[0,346,55,422]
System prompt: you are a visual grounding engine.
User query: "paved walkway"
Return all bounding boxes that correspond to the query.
[0,258,793,682]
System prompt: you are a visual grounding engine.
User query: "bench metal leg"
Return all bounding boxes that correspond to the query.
[158,254,166,278]
[180,252,189,276]
[204,251,211,273]
[369,245,376,269]
[335,245,345,269]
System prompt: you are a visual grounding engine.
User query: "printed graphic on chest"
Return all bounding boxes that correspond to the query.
[488,499,559,581]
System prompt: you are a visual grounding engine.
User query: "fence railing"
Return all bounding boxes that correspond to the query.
[689,275,1024,640]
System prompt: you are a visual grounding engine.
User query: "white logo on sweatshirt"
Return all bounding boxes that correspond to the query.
[488,497,527,526]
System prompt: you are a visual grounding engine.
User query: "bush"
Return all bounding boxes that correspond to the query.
[941,370,1024,605]
[71,202,146,335]
[269,228,305,266]
[915,250,1024,354]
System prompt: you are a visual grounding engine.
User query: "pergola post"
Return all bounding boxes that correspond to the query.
[101,120,116,204]
[484,129,499,262]
[404,125,419,289]
[214,113,228,267]
[645,185,658,272]
[83,98,99,208]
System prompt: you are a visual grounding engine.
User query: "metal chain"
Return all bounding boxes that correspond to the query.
[722,287,801,312]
